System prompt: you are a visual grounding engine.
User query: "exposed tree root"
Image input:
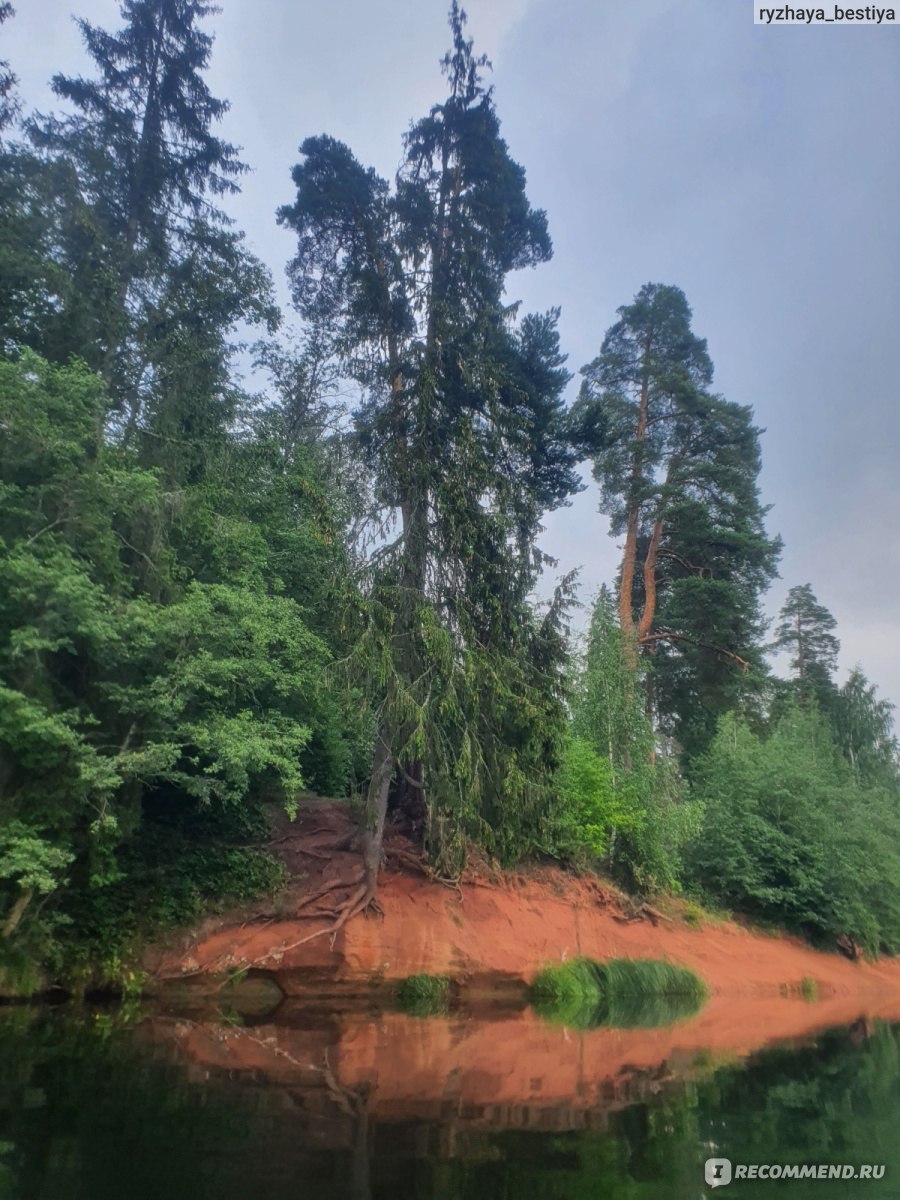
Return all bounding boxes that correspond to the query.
[295,846,335,862]
[294,877,363,912]
[257,875,383,959]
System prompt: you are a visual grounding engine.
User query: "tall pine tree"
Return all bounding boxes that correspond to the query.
[279,3,578,917]
[773,583,840,698]
[572,283,780,761]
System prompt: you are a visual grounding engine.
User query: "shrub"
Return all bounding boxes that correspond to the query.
[684,710,900,955]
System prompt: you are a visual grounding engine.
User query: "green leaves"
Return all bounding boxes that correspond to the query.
[0,823,73,896]
[686,709,900,954]
[0,353,352,952]
[279,5,575,869]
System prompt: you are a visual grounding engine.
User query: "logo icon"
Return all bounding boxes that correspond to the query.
[705,1158,733,1188]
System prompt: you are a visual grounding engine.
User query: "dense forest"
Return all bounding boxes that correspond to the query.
[1,0,898,985]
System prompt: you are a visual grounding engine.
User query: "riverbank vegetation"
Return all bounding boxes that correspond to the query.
[1,1,898,987]
[531,957,708,1029]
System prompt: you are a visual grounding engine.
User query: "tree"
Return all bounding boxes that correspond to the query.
[572,283,780,759]
[278,3,578,919]
[0,353,355,956]
[26,0,275,438]
[0,3,20,135]
[572,587,653,774]
[831,667,898,784]
[773,583,840,703]
[565,587,695,889]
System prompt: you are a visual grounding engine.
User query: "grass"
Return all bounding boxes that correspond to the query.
[395,973,451,1017]
[800,976,819,1002]
[530,957,708,1030]
[677,895,730,929]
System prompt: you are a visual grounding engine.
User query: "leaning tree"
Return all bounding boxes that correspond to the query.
[279,3,578,926]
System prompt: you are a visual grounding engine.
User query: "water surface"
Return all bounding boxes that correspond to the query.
[2,1002,899,1198]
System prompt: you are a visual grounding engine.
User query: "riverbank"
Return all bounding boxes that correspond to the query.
[144,803,900,1011]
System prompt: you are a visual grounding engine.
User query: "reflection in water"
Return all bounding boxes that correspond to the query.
[1,1006,900,1198]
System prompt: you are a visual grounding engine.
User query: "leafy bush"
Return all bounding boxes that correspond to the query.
[684,710,900,955]
[560,591,698,891]
[555,737,643,859]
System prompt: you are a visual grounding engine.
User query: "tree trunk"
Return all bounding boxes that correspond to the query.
[619,367,651,666]
[2,887,33,939]
[638,515,664,642]
[358,730,394,905]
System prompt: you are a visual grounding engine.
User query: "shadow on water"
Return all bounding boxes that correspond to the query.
[2,1002,900,1199]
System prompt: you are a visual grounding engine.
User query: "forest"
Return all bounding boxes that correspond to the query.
[1,0,898,986]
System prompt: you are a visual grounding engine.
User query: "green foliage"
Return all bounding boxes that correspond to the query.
[572,283,780,764]
[531,957,707,1029]
[0,0,898,981]
[800,976,818,1002]
[0,5,19,137]
[63,807,286,970]
[830,666,899,784]
[0,351,354,967]
[774,583,840,696]
[562,589,697,890]
[0,821,73,896]
[556,738,639,859]
[685,709,900,954]
[279,5,578,874]
[23,0,276,422]
[395,973,452,1017]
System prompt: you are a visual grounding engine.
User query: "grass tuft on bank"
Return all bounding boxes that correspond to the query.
[531,956,708,1029]
[396,973,451,1017]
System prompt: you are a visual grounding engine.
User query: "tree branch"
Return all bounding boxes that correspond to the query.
[639,629,750,671]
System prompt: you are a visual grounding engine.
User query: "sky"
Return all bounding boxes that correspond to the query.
[5,0,900,707]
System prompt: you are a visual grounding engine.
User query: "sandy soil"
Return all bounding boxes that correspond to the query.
[139,801,900,1084]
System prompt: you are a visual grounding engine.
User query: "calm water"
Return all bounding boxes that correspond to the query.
[2,1003,900,1199]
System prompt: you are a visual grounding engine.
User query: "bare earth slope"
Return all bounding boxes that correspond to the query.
[146,802,900,1008]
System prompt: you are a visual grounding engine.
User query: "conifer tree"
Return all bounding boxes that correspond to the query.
[0,4,19,135]
[573,283,780,760]
[26,0,274,441]
[774,583,840,688]
[280,3,578,918]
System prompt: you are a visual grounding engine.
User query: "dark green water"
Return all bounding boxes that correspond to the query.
[2,1006,900,1199]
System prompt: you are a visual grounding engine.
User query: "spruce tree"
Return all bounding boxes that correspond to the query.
[0,4,19,135]
[279,3,578,916]
[26,0,273,442]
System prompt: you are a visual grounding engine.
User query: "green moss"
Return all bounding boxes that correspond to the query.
[530,957,708,1030]
[395,973,451,1017]
[800,976,819,1002]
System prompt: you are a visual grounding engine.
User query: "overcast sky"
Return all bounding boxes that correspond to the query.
[5,0,899,707]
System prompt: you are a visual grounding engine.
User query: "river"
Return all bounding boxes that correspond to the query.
[2,1000,899,1198]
